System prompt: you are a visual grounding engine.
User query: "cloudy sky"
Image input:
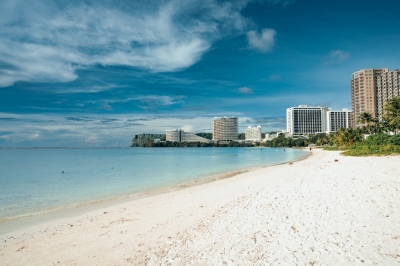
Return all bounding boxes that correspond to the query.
[1,0,399,147]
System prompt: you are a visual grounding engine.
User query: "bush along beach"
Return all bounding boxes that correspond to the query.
[327,96,400,156]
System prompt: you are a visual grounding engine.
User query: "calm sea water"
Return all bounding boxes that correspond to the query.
[0,147,306,222]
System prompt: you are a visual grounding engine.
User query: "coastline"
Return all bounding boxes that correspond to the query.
[0,148,308,235]
[2,149,399,265]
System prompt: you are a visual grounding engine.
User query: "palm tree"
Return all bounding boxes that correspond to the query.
[373,120,387,134]
[383,96,400,134]
[357,112,377,133]
[334,128,363,146]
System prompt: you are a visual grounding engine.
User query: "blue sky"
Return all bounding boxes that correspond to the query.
[1,0,400,147]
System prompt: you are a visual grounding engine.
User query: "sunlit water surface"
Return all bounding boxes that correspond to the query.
[0,147,307,221]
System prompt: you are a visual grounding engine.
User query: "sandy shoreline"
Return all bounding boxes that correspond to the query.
[1,149,399,265]
[0,148,308,235]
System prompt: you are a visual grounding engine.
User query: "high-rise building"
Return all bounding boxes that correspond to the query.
[212,117,238,142]
[245,125,261,141]
[166,129,209,143]
[376,69,400,119]
[348,111,355,129]
[286,105,328,136]
[351,68,400,127]
[326,109,352,133]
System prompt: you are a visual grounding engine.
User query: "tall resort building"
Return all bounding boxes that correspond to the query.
[245,125,262,141]
[376,70,400,119]
[351,68,400,127]
[212,117,238,142]
[166,129,209,143]
[287,106,351,135]
[286,105,328,136]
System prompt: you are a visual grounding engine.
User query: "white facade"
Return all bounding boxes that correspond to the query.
[286,105,328,136]
[166,129,209,143]
[166,129,181,142]
[264,130,288,141]
[245,125,262,141]
[264,133,277,141]
[326,109,352,133]
[212,117,238,142]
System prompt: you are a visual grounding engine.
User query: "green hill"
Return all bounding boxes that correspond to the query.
[130,134,166,147]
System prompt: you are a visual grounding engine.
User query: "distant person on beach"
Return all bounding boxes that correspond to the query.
[309,147,312,152]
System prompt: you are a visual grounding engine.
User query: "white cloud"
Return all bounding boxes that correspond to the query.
[246,28,276,53]
[324,50,350,65]
[181,125,194,132]
[0,0,251,87]
[84,135,99,144]
[93,95,183,111]
[265,0,297,6]
[3,111,284,147]
[269,74,281,81]
[237,87,253,94]
[0,112,219,147]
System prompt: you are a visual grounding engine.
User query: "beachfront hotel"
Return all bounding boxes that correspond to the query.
[286,105,328,136]
[326,109,352,133]
[287,105,352,136]
[166,129,209,143]
[245,125,262,142]
[351,68,400,126]
[212,117,238,142]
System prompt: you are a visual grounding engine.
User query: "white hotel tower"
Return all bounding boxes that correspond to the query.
[287,105,328,136]
[166,129,209,143]
[212,117,238,142]
[287,105,351,136]
[245,125,262,141]
[326,109,352,133]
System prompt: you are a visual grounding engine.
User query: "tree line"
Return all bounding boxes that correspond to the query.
[140,141,256,148]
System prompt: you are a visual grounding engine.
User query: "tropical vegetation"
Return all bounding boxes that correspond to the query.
[264,97,400,156]
[383,97,400,134]
[343,133,400,156]
[325,96,400,156]
[140,141,255,148]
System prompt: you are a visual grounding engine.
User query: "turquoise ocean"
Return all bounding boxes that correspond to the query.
[0,147,307,232]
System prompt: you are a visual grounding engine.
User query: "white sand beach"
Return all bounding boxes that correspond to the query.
[1,149,400,265]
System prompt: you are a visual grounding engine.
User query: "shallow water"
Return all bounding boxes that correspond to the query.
[0,147,306,221]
